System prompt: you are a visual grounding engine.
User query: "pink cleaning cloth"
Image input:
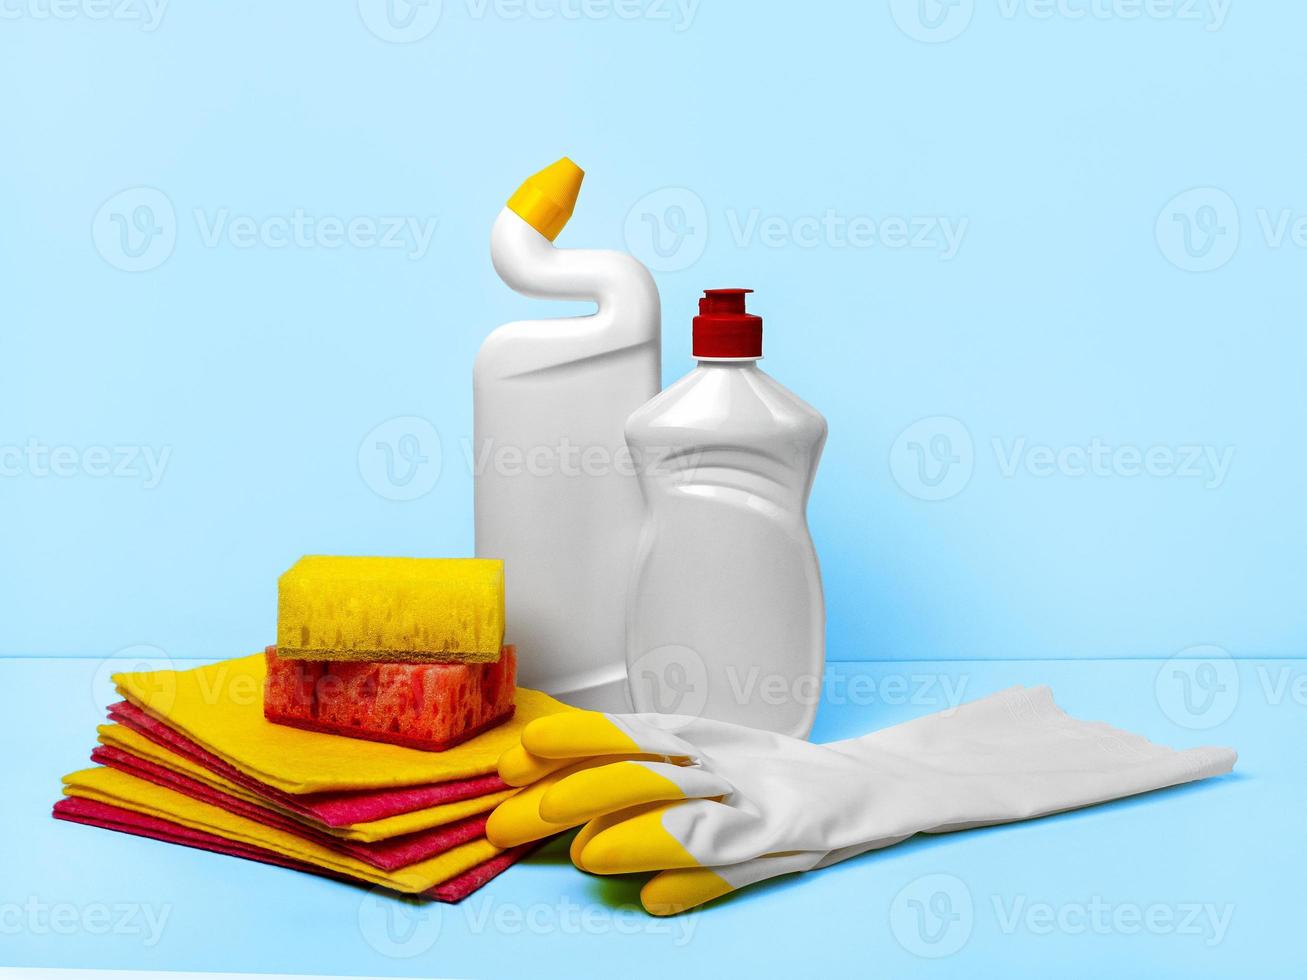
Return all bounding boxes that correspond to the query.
[91,745,487,872]
[108,701,509,827]
[52,797,531,902]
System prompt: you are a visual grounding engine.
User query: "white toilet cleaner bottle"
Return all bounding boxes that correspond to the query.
[475,158,661,709]
[624,289,827,738]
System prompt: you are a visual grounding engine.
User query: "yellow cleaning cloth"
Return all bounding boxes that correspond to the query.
[97,724,517,842]
[277,555,505,662]
[62,767,496,894]
[113,653,574,795]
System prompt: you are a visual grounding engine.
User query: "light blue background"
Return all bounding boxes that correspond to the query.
[2,0,1303,667]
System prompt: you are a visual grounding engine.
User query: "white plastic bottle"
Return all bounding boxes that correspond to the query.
[475,158,661,709]
[624,289,827,738]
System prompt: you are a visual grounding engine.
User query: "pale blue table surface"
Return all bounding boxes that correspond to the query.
[3,656,1299,979]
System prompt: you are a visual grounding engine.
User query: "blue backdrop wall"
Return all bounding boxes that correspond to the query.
[2,0,1301,662]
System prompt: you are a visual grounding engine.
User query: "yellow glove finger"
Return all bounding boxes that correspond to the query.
[640,851,828,916]
[573,799,721,875]
[539,760,731,825]
[496,743,577,787]
[521,711,693,761]
[567,801,668,868]
[497,741,673,788]
[485,758,612,847]
[640,867,736,917]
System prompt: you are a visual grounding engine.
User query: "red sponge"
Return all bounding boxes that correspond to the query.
[264,645,517,752]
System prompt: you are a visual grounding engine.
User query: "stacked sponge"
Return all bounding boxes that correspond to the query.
[276,555,505,663]
[267,556,514,751]
[54,556,572,902]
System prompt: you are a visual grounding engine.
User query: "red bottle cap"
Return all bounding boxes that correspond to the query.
[692,288,762,359]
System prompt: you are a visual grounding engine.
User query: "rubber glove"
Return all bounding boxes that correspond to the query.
[487,685,1236,915]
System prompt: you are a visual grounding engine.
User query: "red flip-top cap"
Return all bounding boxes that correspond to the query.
[692,288,762,358]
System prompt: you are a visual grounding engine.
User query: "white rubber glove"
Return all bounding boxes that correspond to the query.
[487,685,1236,914]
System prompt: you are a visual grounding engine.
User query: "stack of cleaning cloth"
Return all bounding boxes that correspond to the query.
[54,556,574,902]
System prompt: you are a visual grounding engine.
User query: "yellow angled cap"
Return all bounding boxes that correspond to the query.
[506,157,584,241]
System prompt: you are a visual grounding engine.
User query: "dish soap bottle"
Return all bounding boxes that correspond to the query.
[624,289,827,738]
[475,158,661,709]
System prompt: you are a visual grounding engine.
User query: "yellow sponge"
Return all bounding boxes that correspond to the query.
[276,556,504,663]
